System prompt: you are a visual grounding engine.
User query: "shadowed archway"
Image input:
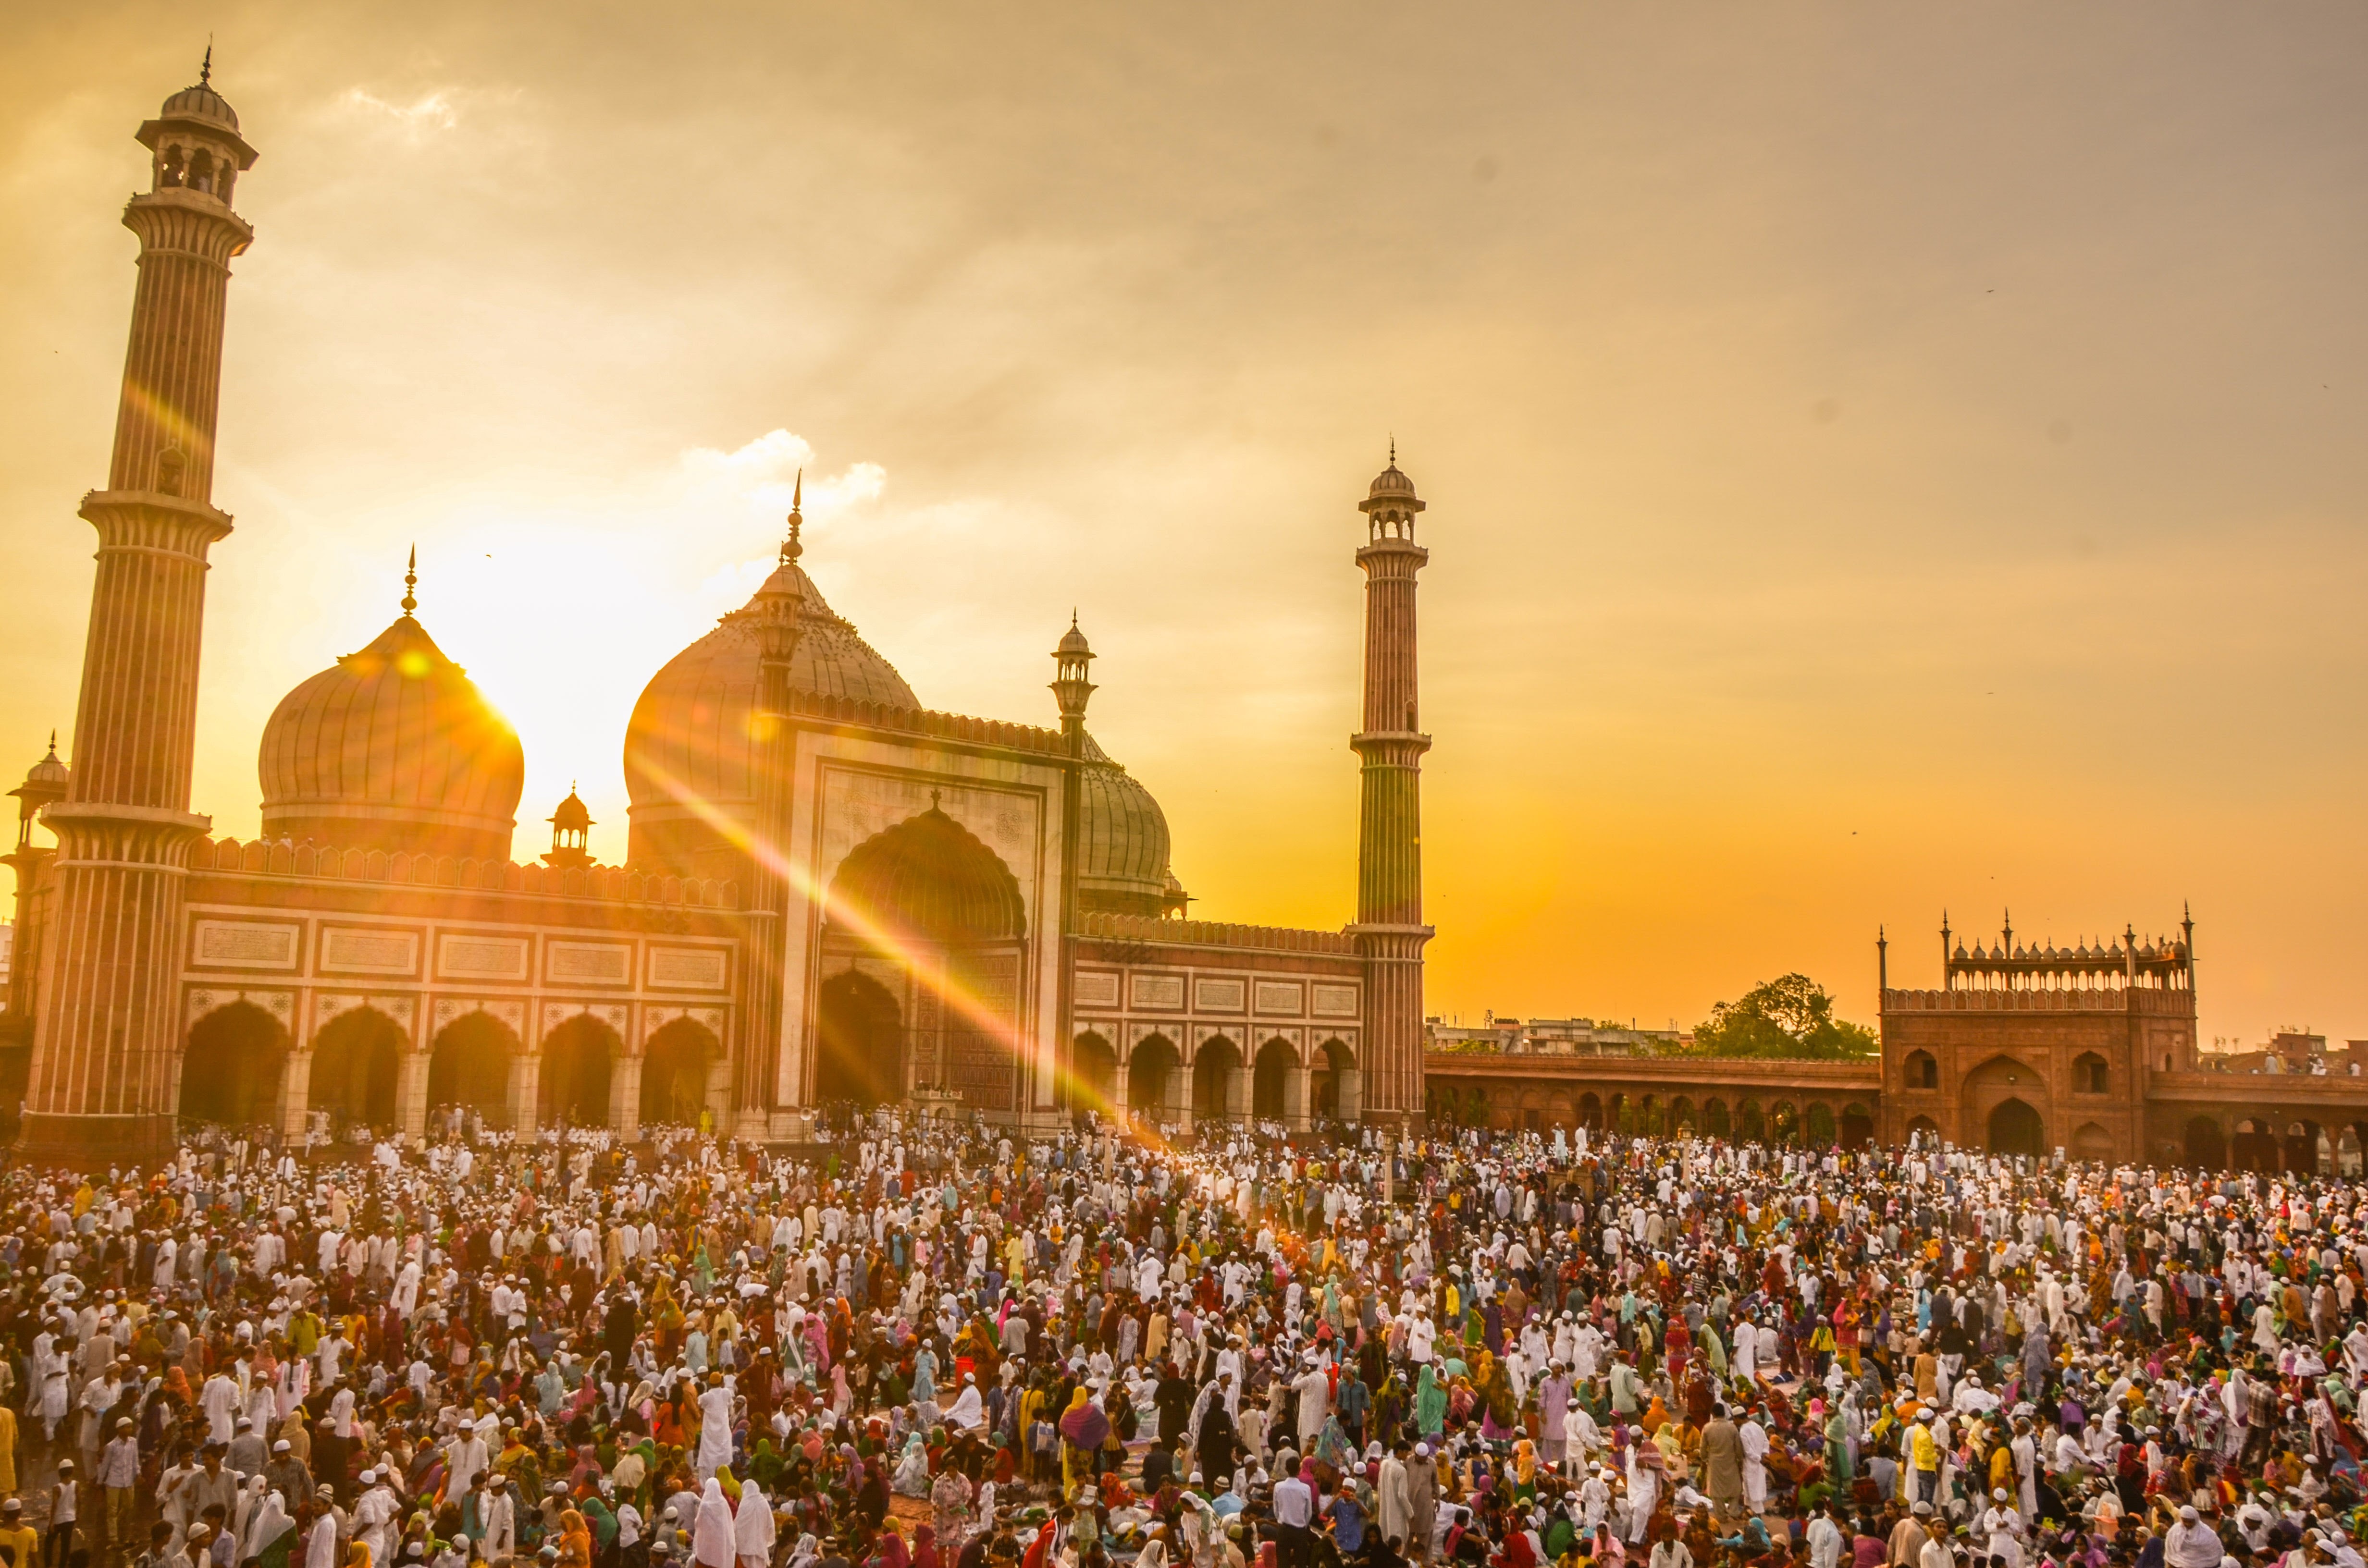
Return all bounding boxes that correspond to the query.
[180,1002,287,1127]
[815,969,905,1108]
[309,1007,403,1129]
[429,1011,517,1127]
[641,1016,721,1127]
[539,1014,619,1127]
[1988,1096,2045,1157]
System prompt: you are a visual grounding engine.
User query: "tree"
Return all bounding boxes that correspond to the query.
[1692,973,1877,1059]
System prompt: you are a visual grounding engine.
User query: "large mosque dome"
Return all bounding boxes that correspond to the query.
[258,609,523,861]
[624,564,1184,910]
[623,565,919,876]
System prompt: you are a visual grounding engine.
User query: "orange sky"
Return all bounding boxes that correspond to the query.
[4,4,2364,1051]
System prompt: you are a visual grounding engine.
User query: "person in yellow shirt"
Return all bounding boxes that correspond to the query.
[0,1497,38,1568]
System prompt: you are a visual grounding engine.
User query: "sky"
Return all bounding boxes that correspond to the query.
[3,3,2364,1049]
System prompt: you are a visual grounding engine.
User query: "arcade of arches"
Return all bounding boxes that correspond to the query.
[1064,1031,1356,1129]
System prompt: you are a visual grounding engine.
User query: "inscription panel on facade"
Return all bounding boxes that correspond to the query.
[1074,971,1120,1008]
[547,941,631,984]
[649,947,728,990]
[438,934,530,981]
[1254,980,1306,1015]
[321,926,419,975]
[1131,973,1184,1010]
[1312,983,1359,1018]
[1195,977,1246,1013]
[193,920,299,969]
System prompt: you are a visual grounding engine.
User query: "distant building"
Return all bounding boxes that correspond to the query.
[1425,1016,1684,1056]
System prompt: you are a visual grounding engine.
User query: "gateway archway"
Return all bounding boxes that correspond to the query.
[1988,1096,2046,1157]
[815,970,905,1108]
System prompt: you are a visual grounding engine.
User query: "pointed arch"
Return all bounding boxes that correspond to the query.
[310,1006,403,1129]
[180,1001,288,1127]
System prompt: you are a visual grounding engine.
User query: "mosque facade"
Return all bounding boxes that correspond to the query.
[0,74,1431,1163]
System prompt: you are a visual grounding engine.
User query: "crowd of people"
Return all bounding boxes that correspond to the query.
[0,1108,2357,1568]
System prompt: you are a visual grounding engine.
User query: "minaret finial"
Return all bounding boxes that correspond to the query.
[781,469,804,564]
[200,40,213,88]
[401,545,418,617]
[1389,434,1396,466]
[46,730,57,758]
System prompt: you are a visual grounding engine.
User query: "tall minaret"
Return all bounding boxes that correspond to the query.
[22,63,258,1165]
[1350,448,1433,1129]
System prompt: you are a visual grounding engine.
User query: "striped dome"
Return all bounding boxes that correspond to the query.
[258,614,523,860]
[623,567,915,864]
[1076,734,1174,917]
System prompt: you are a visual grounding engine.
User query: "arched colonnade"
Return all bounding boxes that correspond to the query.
[175,994,728,1141]
[1071,1028,1359,1129]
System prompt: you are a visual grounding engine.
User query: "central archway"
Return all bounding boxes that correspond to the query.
[429,1011,517,1128]
[309,1007,403,1129]
[1988,1096,2046,1157]
[815,969,905,1107]
[823,805,1024,1112]
[539,1015,618,1127]
[642,1017,721,1127]
[1193,1037,1240,1124]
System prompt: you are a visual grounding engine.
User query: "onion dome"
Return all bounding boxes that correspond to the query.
[1369,463,1418,500]
[1075,733,1178,918]
[624,565,917,873]
[258,570,523,861]
[826,804,1026,945]
[161,79,240,132]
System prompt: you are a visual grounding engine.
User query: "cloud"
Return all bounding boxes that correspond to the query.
[340,87,462,135]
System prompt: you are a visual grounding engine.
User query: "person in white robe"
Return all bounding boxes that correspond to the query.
[734,1482,776,1568]
[695,1375,735,1480]
[946,1375,985,1431]
[692,1480,736,1568]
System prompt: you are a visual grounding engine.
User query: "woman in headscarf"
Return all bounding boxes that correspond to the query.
[894,1432,931,1497]
[555,1510,593,1568]
[1415,1365,1447,1439]
[912,1526,942,1568]
[243,1490,297,1568]
[693,1478,738,1568]
[735,1481,777,1568]
[872,1521,912,1568]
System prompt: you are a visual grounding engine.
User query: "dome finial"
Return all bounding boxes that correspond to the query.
[1389,434,1395,466]
[781,469,804,564]
[200,39,213,88]
[401,545,418,617]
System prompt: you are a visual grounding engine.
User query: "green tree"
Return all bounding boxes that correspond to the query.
[1692,973,1877,1059]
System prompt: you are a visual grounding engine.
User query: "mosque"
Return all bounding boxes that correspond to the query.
[0,70,1432,1163]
